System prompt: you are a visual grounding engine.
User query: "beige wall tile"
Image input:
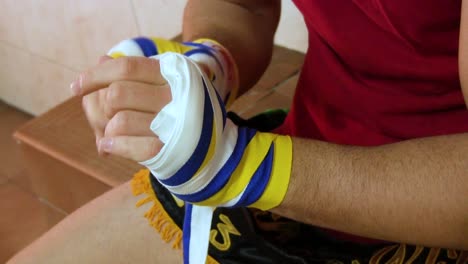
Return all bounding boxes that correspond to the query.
[275,0,308,53]
[0,42,77,115]
[131,0,186,39]
[241,92,293,119]
[0,0,307,69]
[0,0,28,46]
[0,0,139,70]
[275,74,300,99]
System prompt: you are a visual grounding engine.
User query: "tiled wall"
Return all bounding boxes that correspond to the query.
[0,0,307,116]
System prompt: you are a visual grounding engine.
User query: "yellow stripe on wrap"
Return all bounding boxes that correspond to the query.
[192,38,222,46]
[249,135,292,210]
[109,51,126,59]
[150,37,194,54]
[195,132,276,206]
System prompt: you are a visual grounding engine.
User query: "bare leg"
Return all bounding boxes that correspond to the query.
[7,181,182,264]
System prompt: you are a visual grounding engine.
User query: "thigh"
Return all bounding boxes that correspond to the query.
[7,181,182,264]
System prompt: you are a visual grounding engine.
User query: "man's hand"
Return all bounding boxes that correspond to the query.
[70,56,170,161]
[71,34,240,163]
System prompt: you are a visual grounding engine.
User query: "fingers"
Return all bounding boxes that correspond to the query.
[104,81,171,119]
[75,54,168,162]
[82,89,109,140]
[98,136,163,162]
[71,56,167,96]
[98,55,112,64]
[104,110,155,138]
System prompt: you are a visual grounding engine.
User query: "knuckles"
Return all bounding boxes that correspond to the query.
[114,56,159,81]
[105,82,126,118]
[81,94,89,109]
[81,93,106,129]
[105,111,130,137]
[115,57,138,79]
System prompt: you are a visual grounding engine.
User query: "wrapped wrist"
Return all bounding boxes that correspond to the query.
[140,52,292,211]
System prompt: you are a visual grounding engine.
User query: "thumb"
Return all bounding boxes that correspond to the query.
[98,136,163,162]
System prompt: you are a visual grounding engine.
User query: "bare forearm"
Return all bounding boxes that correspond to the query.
[183,0,280,94]
[272,134,468,250]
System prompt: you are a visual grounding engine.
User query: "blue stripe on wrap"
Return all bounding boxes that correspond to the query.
[184,48,215,60]
[133,37,158,57]
[159,80,213,186]
[184,48,223,74]
[183,204,193,264]
[212,87,227,128]
[182,42,217,52]
[182,42,213,48]
[176,126,257,203]
[223,91,231,104]
[232,144,274,207]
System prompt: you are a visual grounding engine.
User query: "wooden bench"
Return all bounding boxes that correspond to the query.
[13,45,304,214]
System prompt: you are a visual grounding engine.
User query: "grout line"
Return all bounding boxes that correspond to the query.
[236,90,275,116]
[7,174,38,198]
[0,178,10,187]
[0,40,80,72]
[6,176,67,215]
[38,197,68,216]
[270,70,301,92]
[129,0,142,36]
[236,71,301,116]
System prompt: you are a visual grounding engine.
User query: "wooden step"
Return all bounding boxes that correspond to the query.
[13,45,304,213]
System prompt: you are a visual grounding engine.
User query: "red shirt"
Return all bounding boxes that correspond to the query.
[277,0,468,242]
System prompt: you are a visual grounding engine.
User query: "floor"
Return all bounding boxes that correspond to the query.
[0,100,67,263]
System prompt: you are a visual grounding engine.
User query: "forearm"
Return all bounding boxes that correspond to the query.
[272,134,468,250]
[182,0,280,94]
